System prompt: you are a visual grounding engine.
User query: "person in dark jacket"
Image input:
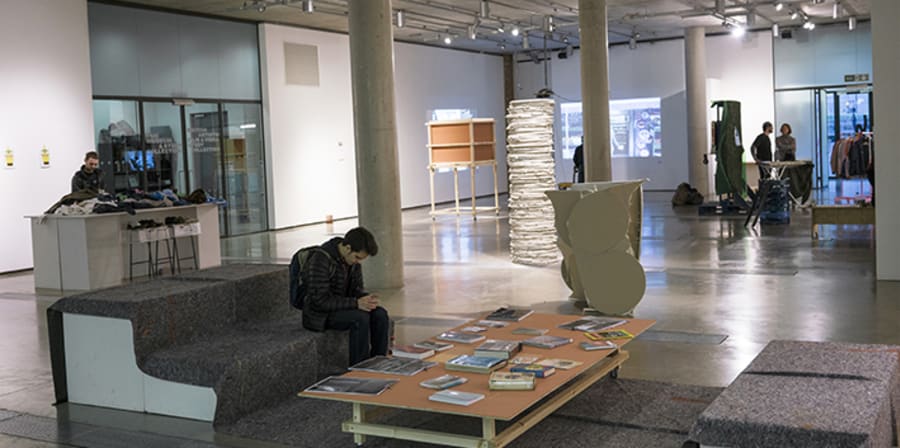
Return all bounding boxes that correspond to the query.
[750,121,773,181]
[572,136,585,183]
[71,151,105,193]
[302,227,389,366]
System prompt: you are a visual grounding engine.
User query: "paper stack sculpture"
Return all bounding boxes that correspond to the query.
[505,99,560,266]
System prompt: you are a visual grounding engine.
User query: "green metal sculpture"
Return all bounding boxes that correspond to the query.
[711,101,747,197]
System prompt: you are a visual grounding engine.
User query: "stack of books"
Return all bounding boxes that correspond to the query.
[485,307,534,322]
[489,372,536,391]
[436,331,486,344]
[510,363,556,378]
[444,354,507,374]
[419,374,468,390]
[580,340,618,351]
[521,335,573,349]
[392,344,434,359]
[413,340,454,352]
[428,390,485,406]
[474,339,521,359]
[511,327,548,336]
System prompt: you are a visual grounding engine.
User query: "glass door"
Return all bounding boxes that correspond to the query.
[186,103,226,231]
[92,100,141,193]
[222,103,268,234]
[142,102,186,194]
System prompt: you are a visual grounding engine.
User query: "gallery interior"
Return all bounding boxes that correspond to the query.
[1,0,899,447]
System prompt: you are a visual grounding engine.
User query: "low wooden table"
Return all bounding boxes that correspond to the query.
[300,313,655,447]
[811,205,875,239]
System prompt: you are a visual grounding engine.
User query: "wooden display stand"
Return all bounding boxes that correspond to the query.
[427,119,499,219]
[811,205,875,239]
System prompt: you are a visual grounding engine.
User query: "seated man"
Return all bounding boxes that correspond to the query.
[302,227,389,366]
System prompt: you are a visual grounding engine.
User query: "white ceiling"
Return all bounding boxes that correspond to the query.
[106,0,870,54]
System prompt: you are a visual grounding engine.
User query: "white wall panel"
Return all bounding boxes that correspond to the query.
[0,0,95,273]
[774,22,872,89]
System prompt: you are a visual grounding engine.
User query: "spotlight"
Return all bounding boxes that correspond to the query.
[497,24,505,33]
[731,25,746,37]
[628,37,637,49]
[562,35,569,44]
[849,16,857,31]
[772,23,780,37]
[803,21,815,30]
[522,32,530,49]
[468,25,477,40]
[443,35,453,45]
[480,0,489,18]
[775,2,784,11]
[790,10,799,20]
[833,2,841,19]
[511,26,520,37]
[302,0,313,13]
[396,10,405,28]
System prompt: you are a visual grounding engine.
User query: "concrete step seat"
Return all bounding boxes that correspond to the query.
[688,340,900,447]
[141,315,346,424]
[48,264,347,425]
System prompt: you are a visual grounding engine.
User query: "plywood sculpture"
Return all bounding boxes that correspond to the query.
[546,180,646,315]
[426,119,499,218]
[506,99,560,266]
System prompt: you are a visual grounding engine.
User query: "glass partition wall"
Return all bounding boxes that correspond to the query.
[92,97,268,236]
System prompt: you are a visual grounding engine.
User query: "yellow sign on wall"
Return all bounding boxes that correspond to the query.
[40,146,50,168]
[4,148,13,168]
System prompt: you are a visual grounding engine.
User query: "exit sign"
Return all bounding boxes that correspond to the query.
[845,73,870,82]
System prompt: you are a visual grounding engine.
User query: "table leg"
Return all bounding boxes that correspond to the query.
[482,417,496,441]
[470,165,477,219]
[353,402,366,445]
[492,162,499,216]
[429,166,436,219]
[453,168,460,215]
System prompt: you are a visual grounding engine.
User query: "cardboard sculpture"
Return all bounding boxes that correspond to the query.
[546,181,645,315]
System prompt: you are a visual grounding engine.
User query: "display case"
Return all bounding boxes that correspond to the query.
[426,119,499,218]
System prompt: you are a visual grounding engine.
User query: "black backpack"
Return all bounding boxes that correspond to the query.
[289,246,334,310]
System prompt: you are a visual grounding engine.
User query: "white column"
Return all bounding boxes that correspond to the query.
[685,27,710,195]
[872,0,900,280]
[347,0,404,288]
[578,0,612,181]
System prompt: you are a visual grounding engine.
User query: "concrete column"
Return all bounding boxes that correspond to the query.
[347,0,404,288]
[578,0,612,181]
[872,0,900,280]
[684,27,710,196]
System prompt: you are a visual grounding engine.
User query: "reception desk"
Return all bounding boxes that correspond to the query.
[28,204,221,294]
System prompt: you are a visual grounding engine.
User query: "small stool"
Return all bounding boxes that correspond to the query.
[169,222,201,273]
[129,226,173,280]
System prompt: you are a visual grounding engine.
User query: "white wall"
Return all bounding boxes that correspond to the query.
[872,0,900,281]
[706,32,776,164]
[774,21,872,89]
[0,0,95,273]
[515,39,688,190]
[260,24,507,229]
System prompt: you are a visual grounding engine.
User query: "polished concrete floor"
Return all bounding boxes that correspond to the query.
[0,188,896,447]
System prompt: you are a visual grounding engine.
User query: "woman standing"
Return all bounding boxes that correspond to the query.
[775,123,797,161]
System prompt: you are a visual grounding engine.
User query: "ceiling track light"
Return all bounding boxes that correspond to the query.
[848,16,857,31]
[522,32,530,49]
[772,23,780,37]
[443,35,453,45]
[395,10,404,28]
[480,0,489,19]
[833,2,841,19]
[301,0,313,13]
[497,23,505,33]
[731,24,746,37]
[543,16,555,33]
[628,36,637,50]
[511,26,520,37]
[775,2,784,11]
[790,10,799,20]
[468,25,477,40]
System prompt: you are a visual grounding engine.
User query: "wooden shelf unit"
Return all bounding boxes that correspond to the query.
[426,119,499,219]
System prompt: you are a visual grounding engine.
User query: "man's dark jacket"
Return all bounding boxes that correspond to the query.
[71,166,105,193]
[302,237,368,332]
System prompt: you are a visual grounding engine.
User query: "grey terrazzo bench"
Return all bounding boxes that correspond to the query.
[689,340,900,447]
[47,264,347,425]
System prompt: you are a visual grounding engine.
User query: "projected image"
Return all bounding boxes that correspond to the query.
[561,98,662,159]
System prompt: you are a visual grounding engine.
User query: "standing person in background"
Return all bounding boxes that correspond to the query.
[301,227,389,366]
[572,136,585,183]
[750,122,774,181]
[775,123,797,161]
[71,151,105,193]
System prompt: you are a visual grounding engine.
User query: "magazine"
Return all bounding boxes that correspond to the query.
[349,356,436,376]
[436,331,486,344]
[584,329,635,341]
[520,335,573,349]
[510,355,541,365]
[537,358,583,370]
[477,320,510,328]
[489,372,535,390]
[445,354,507,374]
[428,390,485,406]
[474,339,521,359]
[304,376,398,396]
[510,363,556,378]
[580,340,618,351]
[511,327,548,336]
[413,340,454,352]
[558,316,627,332]
[420,374,468,390]
[485,307,534,322]
[392,344,435,360]
[461,326,488,333]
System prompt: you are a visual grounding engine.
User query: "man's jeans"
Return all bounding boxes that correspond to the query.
[326,306,390,366]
